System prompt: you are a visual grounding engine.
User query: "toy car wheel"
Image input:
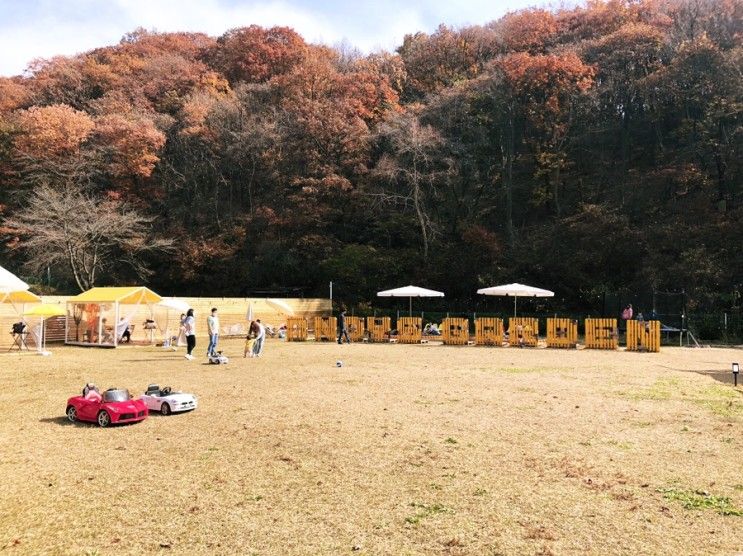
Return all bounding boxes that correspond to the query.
[97,411,111,427]
[66,405,77,422]
[160,403,171,416]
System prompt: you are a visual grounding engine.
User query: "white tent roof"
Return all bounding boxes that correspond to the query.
[157,297,191,312]
[377,285,445,298]
[477,283,554,297]
[266,298,295,316]
[0,264,29,293]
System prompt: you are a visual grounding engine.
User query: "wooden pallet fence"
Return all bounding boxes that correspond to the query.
[314,317,337,341]
[441,318,470,345]
[286,317,308,341]
[346,316,365,342]
[397,317,422,343]
[584,318,618,349]
[626,320,661,352]
[475,318,504,346]
[546,318,578,348]
[366,316,391,342]
[508,318,539,347]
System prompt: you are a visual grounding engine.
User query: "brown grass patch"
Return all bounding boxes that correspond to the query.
[1,341,742,554]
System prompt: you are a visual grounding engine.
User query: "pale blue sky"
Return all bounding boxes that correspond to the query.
[0,0,556,76]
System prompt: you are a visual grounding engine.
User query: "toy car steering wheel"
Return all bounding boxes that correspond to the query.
[161,386,171,395]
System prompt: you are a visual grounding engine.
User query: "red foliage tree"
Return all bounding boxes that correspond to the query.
[209,25,307,84]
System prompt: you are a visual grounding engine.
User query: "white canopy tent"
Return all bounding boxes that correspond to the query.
[377,285,445,317]
[65,287,162,347]
[0,264,29,293]
[24,303,65,355]
[154,297,190,346]
[266,298,295,317]
[477,282,554,317]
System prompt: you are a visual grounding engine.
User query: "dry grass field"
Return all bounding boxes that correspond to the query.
[1,340,743,555]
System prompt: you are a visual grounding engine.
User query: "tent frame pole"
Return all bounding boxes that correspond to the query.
[114,302,119,347]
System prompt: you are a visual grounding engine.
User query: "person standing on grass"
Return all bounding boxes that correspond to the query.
[207,307,220,357]
[244,323,257,358]
[337,308,351,344]
[253,319,266,357]
[184,308,196,360]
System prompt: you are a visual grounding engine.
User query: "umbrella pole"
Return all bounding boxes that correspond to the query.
[409,297,412,318]
[514,296,517,317]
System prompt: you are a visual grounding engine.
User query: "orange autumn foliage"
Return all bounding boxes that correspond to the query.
[13,104,94,157]
[93,114,166,178]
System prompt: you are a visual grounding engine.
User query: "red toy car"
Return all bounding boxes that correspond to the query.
[66,388,148,427]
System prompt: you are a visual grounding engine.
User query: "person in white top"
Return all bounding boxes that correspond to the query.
[252,319,266,357]
[207,307,220,357]
[184,309,196,360]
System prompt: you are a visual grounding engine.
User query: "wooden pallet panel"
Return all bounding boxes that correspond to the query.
[475,318,504,346]
[546,318,578,348]
[313,317,337,341]
[508,318,538,347]
[366,316,391,342]
[584,318,618,349]
[345,316,365,342]
[397,317,422,344]
[441,318,469,345]
[286,317,308,341]
[626,320,661,352]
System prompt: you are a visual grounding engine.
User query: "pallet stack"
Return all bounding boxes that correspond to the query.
[366,316,391,342]
[441,318,470,345]
[397,317,422,343]
[313,317,337,341]
[626,320,661,352]
[546,318,578,348]
[508,317,539,347]
[286,317,308,341]
[346,316,365,342]
[585,318,618,349]
[475,318,504,346]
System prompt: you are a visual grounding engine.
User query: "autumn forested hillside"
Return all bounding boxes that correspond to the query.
[0,0,741,317]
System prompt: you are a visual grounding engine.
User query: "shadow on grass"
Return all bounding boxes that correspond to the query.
[39,416,83,427]
[661,366,742,386]
[122,358,187,363]
[39,416,149,427]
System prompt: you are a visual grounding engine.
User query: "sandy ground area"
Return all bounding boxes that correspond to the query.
[1,340,742,555]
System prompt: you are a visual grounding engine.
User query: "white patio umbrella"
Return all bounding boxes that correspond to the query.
[477,282,554,317]
[377,285,445,317]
